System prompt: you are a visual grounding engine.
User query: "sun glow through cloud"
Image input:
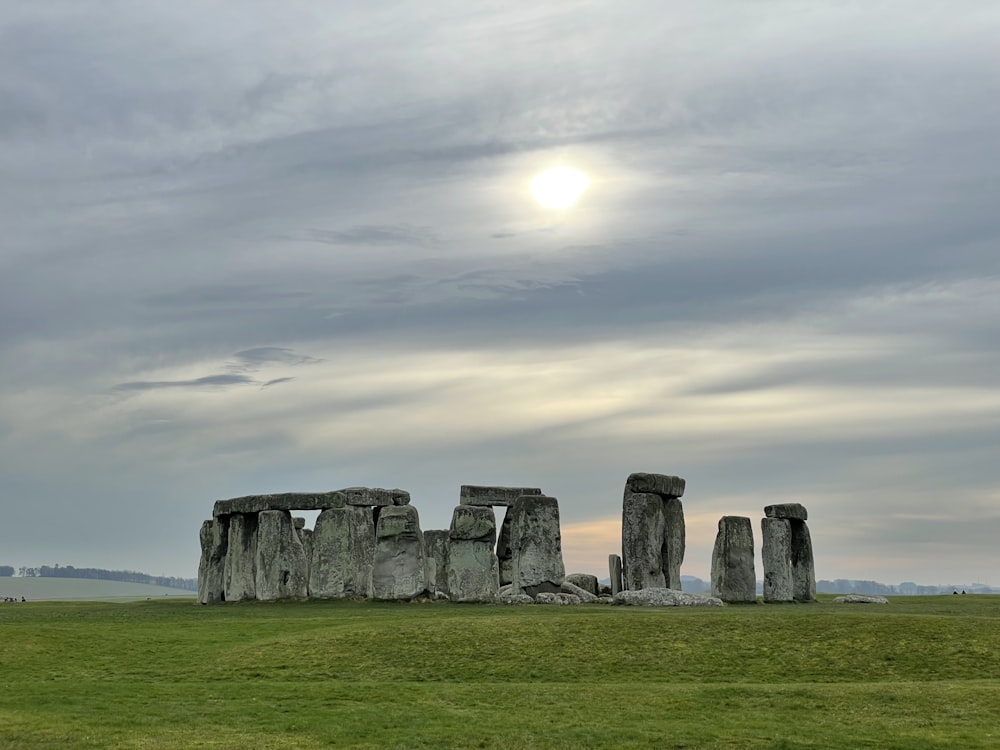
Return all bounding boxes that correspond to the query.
[530,167,590,209]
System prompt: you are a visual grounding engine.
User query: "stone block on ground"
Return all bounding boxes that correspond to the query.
[564,573,599,596]
[560,580,599,603]
[612,588,724,607]
[309,506,376,599]
[510,494,566,596]
[255,510,309,601]
[834,594,889,604]
[710,516,757,603]
[371,505,426,600]
[535,592,581,605]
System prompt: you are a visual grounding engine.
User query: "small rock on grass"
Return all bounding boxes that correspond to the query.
[834,594,889,604]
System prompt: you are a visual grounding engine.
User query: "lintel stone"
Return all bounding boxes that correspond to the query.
[460,485,542,507]
[764,503,808,521]
[214,492,347,518]
[625,473,686,498]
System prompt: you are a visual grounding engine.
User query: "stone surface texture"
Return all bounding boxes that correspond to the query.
[309,506,375,599]
[459,485,542,507]
[509,494,566,596]
[764,503,809,521]
[254,510,309,601]
[446,505,499,602]
[422,529,450,598]
[370,505,426,600]
[661,496,686,589]
[560,580,599,603]
[609,554,623,596]
[564,573,599,596]
[499,590,535,605]
[214,492,346,518]
[790,520,817,602]
[197,518,228,604]
[710,516,757,603]
[535,592,581,605]
[625,472,686,498]
[761,517,793,603]
[223,513,258,602]
[622,492,666,591]
[496,507,514,586]
[612,588,724,607]
[339,486,411,507]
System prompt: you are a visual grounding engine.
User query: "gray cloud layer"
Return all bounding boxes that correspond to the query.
[1,2,998,584]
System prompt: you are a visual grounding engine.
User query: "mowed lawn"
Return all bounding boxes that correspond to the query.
[1,595,999,749]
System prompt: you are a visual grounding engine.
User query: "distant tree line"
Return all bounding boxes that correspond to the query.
[0,566,14,577]
[17,565,197,591]
[817,579,998,595]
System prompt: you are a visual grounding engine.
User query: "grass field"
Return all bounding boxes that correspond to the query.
[0,577,195,602]
[1,595,998,749]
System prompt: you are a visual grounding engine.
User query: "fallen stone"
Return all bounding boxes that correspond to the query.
[710,516,757,603]
[621,492,666,591]
[834,594,889,604]
[564,573,599,596]
[422,529,450,598]
[764,503,808,521]
[790,520,817,603]
[625,472,686,498]
[510,495,566,596]
[612,588,724,607]
[535,592,581,605]
[255,510,309,601]
[371,505,426,600]
[609,554,623,596]
[224,513,258,602]
[309,506,375,599]
[339,486,411,507]
[214,492,346,518]
[446,505,499,602]
[197,518,228,604]
[499,589,535,605]
[560,580,599,603]
[460,485,543,507]
[761,517,793,603]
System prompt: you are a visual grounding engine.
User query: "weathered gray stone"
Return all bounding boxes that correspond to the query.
[764,503,808,521]
[600,584,613,596]
[224,513,258,602]
[710,516,757,603]
[293,516,306,530]
[499,589,534,605]
[609,554,623,596]
[309,506,375,599]
[761,517,793,603]
[510,495,566,596]
[790,520,816,603]
[834,594,889,604]
[622,492,666,591]
[497,507,514,586]
[371,505,426,600]
[625,472,686,499]
[255,510,309,601]
[214,492,346,518]
[662,496,685,590]
[197,518,228,604]
[446,506,499,602]
[564,573,599,597]
[339,486,411,507]
[460,485,542,507]
[560,580,599,603]
[612,588,724,607]
[535,592,581,605]
[422,529,450,598]
[299,528,313,582]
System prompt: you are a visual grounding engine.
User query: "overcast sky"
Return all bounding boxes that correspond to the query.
[2,2,998,586]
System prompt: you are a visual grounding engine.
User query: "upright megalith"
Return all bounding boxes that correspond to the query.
[761,504,815,603]
[255,510,309,600]
[710,516,756,603]
[609,554,623,596]
[198,517,228,604]
[446,505,500,602]
[309,506,376,599]
[423,530,450,598]
[621,472,686,591]
[371,505,426,600]
[224,513,258,602]
[497,507,514,586]
[761,517,793,602]
[510,494,566,596]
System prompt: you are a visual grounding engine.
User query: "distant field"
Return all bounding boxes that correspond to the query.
[1,595,999,749]
[0,576,195,601]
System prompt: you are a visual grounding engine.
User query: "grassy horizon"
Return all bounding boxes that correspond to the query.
[2,595,999,748]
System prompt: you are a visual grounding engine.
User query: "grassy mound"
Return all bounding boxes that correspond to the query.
[1,595,998,748]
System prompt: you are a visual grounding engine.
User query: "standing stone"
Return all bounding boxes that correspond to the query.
[622,493,666,591]
[790,520,816,603]
[710,516,756,603]
[423,530,450,598]
[299,527,313,582]
[255,510,309,601]
[197,518,228,604]
[371,505,426,600]
[761,517,793,603]
[609,554,623,596]
[309,506,375,599]
[446,506,500,602]
[510,495,566,596]
[224,513,258,602]
[662,496,686,589]
[496,507,514,586]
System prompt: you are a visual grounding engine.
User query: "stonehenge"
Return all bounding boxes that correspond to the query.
[197,477,820,608]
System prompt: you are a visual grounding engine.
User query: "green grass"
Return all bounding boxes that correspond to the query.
[1,595,999,748]
[0,577,194,601]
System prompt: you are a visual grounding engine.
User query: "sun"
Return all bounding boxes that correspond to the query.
[530,167,590,209]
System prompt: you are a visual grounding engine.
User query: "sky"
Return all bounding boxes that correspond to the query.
[2,2,999,586]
